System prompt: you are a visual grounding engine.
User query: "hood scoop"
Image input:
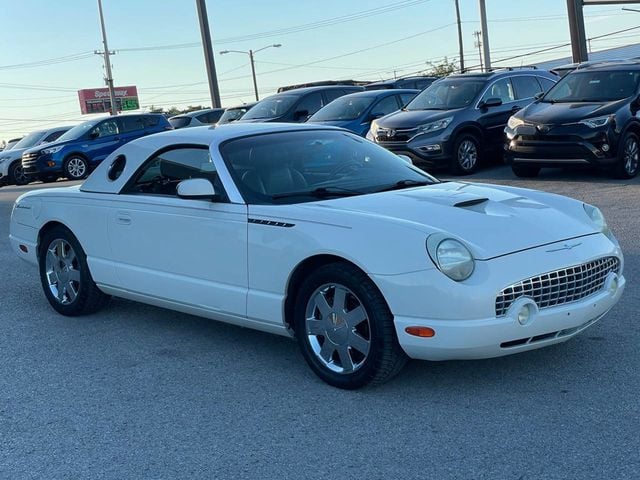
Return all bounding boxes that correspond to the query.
[454,198,489,208]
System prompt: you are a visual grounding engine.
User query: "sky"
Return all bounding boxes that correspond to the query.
[1,0,640,142]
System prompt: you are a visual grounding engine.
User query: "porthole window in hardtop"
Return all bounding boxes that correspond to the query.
[108,155,126,181]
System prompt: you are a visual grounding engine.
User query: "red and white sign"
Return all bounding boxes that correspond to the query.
[77,86,139,114]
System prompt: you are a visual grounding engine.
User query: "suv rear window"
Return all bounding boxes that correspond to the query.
[143,115,161,127]
[169,116,191,128]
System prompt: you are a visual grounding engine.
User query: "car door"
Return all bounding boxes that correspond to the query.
[86,118,122,163]
[108,146,248,317]
[117,116,146,146]
[477,77,519,148]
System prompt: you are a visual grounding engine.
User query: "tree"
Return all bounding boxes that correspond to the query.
[426,57,459,77]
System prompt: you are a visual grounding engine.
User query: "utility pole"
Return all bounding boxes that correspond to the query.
[96,0,117,116]
[454,0,465,72]
[478,0,491,71]
[473,31,484,72]
[196,0,222,108]
[248,50,259,101]
[567,0,588,63]
[220,44,281,102]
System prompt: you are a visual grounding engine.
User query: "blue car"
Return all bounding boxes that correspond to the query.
[307,89,419,137]
[22,113,172,182]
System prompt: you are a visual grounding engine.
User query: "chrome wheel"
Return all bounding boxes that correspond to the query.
[44,239,80,305]
[458,139,478,171]
[66,157,87,179]
[305,283,371,374]
[624,137,639,175]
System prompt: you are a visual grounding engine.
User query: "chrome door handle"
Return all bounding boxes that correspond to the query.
[116,212,131,225]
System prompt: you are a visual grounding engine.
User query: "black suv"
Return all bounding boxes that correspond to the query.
[364,76,438,91]
[505,61,640,178]
[368,68,557,174]
[239,86,363,123]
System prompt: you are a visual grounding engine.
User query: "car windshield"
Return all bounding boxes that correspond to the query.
[309,96,375,121]
[220,130,437,204]
[405,79,486,110]
[169,116,191,128]
[218,106,252,124]
[12,130,46,149]
[543,70,640,102]
[56,121,98,142]
[241,95,297,120]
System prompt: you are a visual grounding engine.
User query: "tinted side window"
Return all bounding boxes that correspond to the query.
[538,77,556,92]
[371,95,401,116]
[143,115,161,127]
[324,89,345,104]
[481,78,515,104]
[512,76,543,100]
[92,119,119,138]
[119,116,145,133]
[43,130,65,143]
[295,93,323,118]
[125,147,224,198]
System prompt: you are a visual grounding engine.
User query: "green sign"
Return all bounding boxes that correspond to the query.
[121,98,139,111]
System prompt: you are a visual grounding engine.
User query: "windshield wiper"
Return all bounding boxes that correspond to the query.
[374,179,432,193]
[271,186,364,200]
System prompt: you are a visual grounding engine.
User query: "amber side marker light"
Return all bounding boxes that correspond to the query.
[19,245,28,253]
[405,326,435,338]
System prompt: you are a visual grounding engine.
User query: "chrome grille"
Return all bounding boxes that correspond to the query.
[495,256,620,317]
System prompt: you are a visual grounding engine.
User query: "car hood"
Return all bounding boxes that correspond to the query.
[521,99,626,124]
[0,147,27,160]
[22,138,77,154]
[377,109,461,129]
[307,119,357,128]
[294,182,597,260]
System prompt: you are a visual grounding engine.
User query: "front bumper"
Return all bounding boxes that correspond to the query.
[22,152,61,175]
[374,131,454,169]
[504,124,618,167]
[371,233,624,361]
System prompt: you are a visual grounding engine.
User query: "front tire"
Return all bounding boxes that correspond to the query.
[613,132,640,179]
[512,165,540,178]
[294,263,407,389]
[8,161,30,185]
[38,226,110,316]
[450,134,481,175]
[63,155,89,180]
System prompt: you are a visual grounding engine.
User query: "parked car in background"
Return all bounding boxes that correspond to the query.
[10,123,624,389]
[169,108,225,129]
[364,76,438,91]
[307,89,418,137]
[217,102,257,125]
[22,114,171,182]
[238,86,364,123]
[3,138,23,151]
[505,61,640,179]
[0,126,71,186]
[277,80,367,93]
[368,68,557,174]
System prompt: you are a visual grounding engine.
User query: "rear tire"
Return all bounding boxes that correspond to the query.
[512,165,541,178]
[8,161,30,186]
[450,134,481,175]
[294,262,407,389]
[63,155,89,180]
[38,226,110,316]
[613,132,639,179]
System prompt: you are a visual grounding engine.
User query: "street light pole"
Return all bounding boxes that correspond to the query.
[220,44,281,102]
[96,0,117,116]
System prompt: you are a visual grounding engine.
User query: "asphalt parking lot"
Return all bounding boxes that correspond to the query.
[1,166,639,480]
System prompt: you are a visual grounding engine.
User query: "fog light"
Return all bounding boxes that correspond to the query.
[419,144,441,152]
[517,304,532,325]
[608,276,619,294]
[47,161,56,167]
[601,144,610,152]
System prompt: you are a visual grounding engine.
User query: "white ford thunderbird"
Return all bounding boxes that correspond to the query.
[10,123,625,388]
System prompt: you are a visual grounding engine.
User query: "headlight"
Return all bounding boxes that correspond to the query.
[368,119,379,140]
[580,115,613,129]
[507,115,524,129]
[583,203,614,240]
[426,235,475,281]
[42,145,63,155]
[417,117,453,135]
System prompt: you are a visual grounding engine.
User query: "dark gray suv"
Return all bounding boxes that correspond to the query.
[368,68,557,174]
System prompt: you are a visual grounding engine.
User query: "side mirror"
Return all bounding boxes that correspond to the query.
[293,109,309,122]
[397,154,413,164]
[177,178,217,200]
[480,97,503,108]
[88,131,99,139]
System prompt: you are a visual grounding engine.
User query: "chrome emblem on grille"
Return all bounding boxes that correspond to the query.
[536,124,550,133]
[546,242,582,252]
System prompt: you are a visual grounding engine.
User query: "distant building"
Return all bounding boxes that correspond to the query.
[535,43,640,70]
